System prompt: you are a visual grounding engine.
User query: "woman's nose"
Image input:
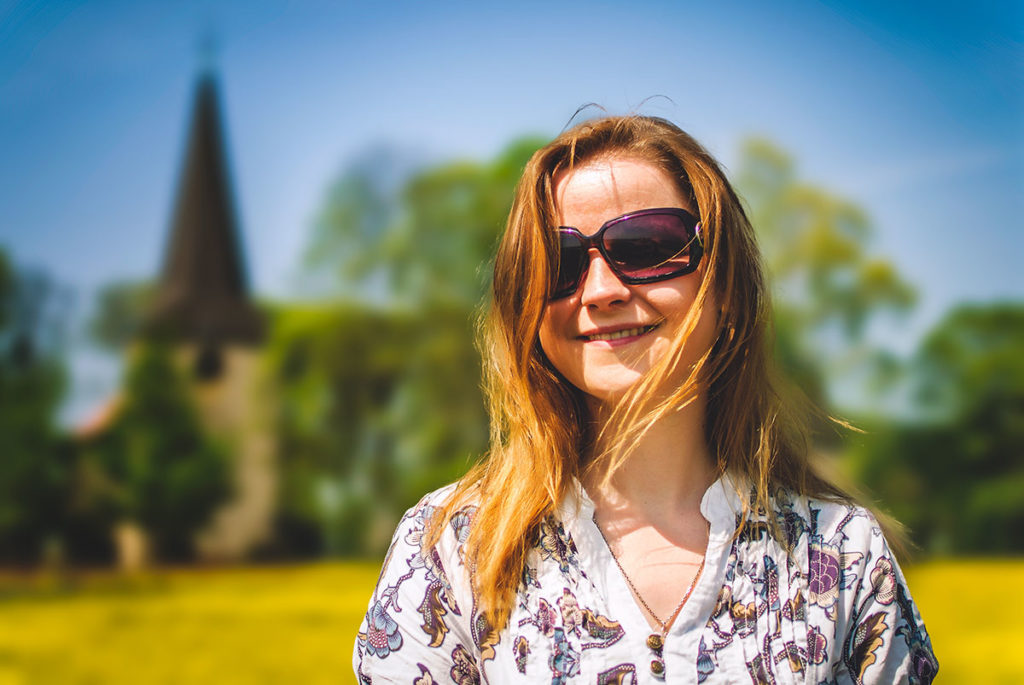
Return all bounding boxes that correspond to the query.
[579,249,631,308]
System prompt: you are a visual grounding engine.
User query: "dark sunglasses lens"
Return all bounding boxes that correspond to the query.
[604,213,698,279]
[554,232,587,298]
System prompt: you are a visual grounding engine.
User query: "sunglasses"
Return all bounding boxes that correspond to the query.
[550,207,703,300]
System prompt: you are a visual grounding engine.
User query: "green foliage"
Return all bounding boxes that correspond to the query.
[849,303,1024,553]
[735,139,915,408]
[915,304,1024,421]
[304,147,411,295]
[0,249,70,564]
[0,251,11,329]
[89,280,154,351]
[80,343,232,561]
[267,302,486,556]
[269,139,544,556]
[738,141,1021,554]
[306,138,546,306]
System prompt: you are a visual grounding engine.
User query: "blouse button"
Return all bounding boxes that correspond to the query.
[646,634,664,651]
[650,658,665,676]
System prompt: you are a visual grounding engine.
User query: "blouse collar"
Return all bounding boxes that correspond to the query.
[555,473,747,645]
[561,472,745,534]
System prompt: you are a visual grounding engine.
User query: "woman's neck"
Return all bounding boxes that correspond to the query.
[584,396,716,524]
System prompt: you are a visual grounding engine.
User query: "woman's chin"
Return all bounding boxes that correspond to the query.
[580,377,645,409]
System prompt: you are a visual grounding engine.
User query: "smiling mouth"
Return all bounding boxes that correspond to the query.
[581,323,660,342]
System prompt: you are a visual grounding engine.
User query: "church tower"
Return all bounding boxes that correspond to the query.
[148,69,275,560]
[150,71,263,354]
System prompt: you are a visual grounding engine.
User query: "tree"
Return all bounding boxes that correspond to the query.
[79,342,232,561]
[266,303,485,556]
[303,146,419,299]
[735,139,915,411]
[306,138,545,306]
[89,280,155,351]
[268,139,543,556]
[849,303,1024,553]
[0,249,71,564]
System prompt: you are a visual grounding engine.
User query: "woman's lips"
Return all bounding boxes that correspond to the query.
[578,322,660,343]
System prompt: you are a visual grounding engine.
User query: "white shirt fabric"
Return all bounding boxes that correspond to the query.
[354,477,937,684]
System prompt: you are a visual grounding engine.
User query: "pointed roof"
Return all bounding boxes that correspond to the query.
[147,71,264,345]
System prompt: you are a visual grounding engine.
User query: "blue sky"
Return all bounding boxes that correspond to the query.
[1,0,1021,417]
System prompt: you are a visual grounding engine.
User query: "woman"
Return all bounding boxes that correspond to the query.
[354,116,937,683]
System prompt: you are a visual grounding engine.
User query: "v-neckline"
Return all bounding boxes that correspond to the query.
[588,505,711,638]
[564,475,744,643]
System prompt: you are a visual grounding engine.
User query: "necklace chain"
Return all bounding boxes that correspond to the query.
[592,512,706,636]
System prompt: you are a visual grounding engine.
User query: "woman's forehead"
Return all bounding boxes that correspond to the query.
[552,156,692,229]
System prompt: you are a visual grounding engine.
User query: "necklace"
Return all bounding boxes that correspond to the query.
[592,512,706,679]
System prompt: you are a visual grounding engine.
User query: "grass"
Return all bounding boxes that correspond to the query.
[0,558,1019,684]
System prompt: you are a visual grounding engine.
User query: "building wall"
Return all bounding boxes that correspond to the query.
[171,344,277,561]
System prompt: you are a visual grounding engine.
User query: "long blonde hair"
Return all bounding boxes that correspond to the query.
[429,115,849,630]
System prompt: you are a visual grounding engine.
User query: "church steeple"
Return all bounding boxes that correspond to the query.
[147,70,264,349]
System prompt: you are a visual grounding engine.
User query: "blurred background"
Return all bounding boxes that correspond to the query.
[1,0,1021,682]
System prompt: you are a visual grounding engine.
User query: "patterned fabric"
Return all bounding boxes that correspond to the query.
[354,477,937,684]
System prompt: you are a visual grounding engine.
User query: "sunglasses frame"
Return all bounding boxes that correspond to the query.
[550,207,704,300]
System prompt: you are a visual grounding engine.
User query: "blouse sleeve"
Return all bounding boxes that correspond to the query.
[353,493,479,684]
[831,508,939,685]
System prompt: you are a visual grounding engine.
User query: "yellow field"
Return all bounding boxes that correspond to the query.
[0,563,380,685]
[0,559,1019,684]
[904,559,1023,684]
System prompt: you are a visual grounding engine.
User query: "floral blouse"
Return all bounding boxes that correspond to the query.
[353,477,938,684]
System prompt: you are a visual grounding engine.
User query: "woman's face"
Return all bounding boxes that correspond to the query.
[538,155,718,404]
